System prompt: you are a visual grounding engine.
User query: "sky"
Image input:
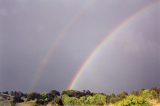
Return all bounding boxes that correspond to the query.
[0,0,159,93]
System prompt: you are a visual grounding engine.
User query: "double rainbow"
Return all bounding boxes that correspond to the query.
[30,0,159,91]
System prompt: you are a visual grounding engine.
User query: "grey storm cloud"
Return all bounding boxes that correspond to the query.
[0,0,159,93]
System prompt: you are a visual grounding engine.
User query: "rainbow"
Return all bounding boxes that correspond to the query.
[68,0,159,90]
[30,0,97,91]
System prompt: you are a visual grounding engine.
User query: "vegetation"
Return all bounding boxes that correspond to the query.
[0,87,160,106]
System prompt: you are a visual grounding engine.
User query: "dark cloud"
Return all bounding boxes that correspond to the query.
[0,0,159,93]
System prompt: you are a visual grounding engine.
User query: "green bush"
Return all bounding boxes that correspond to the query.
[62,93,106,106]
[85,94,106,105]
[141,89,158,99]
[62,94,79,106]
[115,95,151,106]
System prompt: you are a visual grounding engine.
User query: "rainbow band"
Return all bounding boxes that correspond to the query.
[30,0,97,91]
[68,0,159,90]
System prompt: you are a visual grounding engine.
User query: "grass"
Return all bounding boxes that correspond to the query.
[0,101,11,106]
[149,99,160,106]
[16,100,36,106]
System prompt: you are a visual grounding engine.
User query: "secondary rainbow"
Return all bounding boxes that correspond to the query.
[68,0,159,90]
[30,0,97,91]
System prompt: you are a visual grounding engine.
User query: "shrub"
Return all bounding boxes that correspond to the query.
[142,89,158,99]
[115,95,151,106]
[62,93,107,106]
[62,94,79,106]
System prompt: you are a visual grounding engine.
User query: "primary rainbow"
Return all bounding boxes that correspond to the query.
[68,0,159,90]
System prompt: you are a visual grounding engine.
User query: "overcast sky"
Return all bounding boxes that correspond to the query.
[0,0,159,93]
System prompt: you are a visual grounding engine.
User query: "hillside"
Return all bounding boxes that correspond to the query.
[0,87,160,106]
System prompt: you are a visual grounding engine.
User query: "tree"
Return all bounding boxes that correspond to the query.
[48,90,60,105]
[48,90,60,101]
[62,90,93,98]
[27,92,40,101]
[50,90,60,96]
